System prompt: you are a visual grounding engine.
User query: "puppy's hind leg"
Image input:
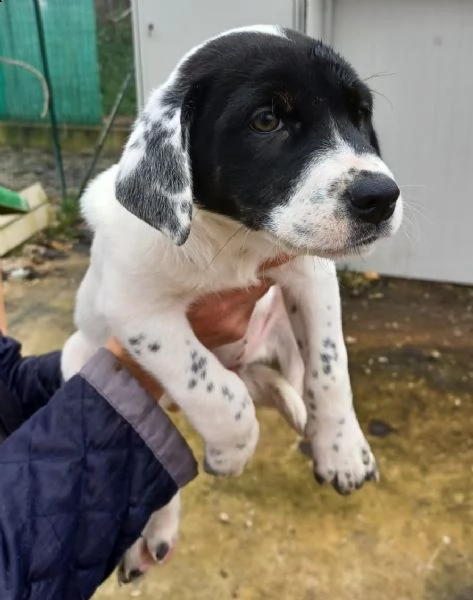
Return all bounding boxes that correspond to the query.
[240,296,306,435]
[118,493,181,585]
[239,364,307,436]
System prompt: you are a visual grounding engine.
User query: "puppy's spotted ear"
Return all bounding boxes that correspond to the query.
[115,81,194,245]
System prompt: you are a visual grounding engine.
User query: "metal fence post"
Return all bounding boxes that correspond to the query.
[32,0,67,203]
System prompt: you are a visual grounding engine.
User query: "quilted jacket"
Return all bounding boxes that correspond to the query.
[0,334,198,600]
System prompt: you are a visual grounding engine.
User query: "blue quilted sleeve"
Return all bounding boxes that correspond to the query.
[0,348,198,600]
[0,334,62,436]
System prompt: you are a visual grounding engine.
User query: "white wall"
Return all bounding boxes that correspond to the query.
[132,0,473,285]
[333,0,473,285]
[131,0,305,106]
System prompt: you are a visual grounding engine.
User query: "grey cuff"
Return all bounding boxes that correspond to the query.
[80,348,198,488]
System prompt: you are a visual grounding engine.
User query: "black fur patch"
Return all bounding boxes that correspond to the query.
[117,28,383,243]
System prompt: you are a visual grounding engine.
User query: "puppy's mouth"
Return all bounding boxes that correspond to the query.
[285,228,387,260]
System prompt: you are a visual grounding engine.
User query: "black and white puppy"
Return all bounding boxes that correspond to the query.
[62,25,403,581]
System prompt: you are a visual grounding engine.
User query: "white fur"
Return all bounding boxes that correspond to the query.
[269,132,404,256]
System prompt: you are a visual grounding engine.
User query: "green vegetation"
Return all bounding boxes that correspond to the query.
[96,16,136,117]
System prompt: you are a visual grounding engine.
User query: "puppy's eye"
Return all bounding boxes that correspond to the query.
[250,109,283,133]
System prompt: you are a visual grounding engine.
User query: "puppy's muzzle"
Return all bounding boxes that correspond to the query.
[347,172,400,225]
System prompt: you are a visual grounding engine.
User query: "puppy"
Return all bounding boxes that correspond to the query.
[62,25,403,581]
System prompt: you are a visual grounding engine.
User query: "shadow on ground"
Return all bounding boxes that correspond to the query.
[5,254,473,600]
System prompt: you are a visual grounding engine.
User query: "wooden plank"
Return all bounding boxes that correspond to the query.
[0,184,52,256]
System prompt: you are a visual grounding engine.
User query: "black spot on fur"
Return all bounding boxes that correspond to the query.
[180,201,192,216]
[307,389,315,400]
[323,338,337,349]
[207,382,214,393]
[188,379,197,389]
[235,412,242,421]
[328,180,340,196]
[333,444,339,452]
[222,385,235,401]
[148,342,160,352]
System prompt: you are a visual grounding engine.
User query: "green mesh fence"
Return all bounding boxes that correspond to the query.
[0,0,102,124]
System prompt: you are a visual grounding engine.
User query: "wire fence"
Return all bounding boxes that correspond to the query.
[95,0,136,119]
[0,0,136,123]
[0,0,137,202]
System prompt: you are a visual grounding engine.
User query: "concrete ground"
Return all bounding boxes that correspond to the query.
[5,253,473,600]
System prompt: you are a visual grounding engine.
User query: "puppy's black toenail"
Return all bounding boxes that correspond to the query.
[203,458,220,476]
[127,569,143,583]
[298,440,312,458]
[156,542,170,561]
[333,477,350,496]
[314,472,325,485]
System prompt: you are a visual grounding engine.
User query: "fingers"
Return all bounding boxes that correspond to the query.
[106,337,164,402]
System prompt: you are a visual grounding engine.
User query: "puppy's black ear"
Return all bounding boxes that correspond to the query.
[115,78,194,245]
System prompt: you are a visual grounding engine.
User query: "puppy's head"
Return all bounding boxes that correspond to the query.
[116,26,403,257]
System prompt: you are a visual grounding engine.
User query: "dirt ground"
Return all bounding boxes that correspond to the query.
[4,252,473,600]
[0,146,117,200]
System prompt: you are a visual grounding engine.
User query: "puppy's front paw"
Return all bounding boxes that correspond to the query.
[204,418,260,477]
[310,415,379,495]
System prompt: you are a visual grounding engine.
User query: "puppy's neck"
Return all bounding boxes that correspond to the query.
[180,208,283,271]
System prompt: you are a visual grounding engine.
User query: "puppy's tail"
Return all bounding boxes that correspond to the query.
[238,364,307,436]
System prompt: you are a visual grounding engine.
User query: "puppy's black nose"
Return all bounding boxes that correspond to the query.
[347,173,400,225]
